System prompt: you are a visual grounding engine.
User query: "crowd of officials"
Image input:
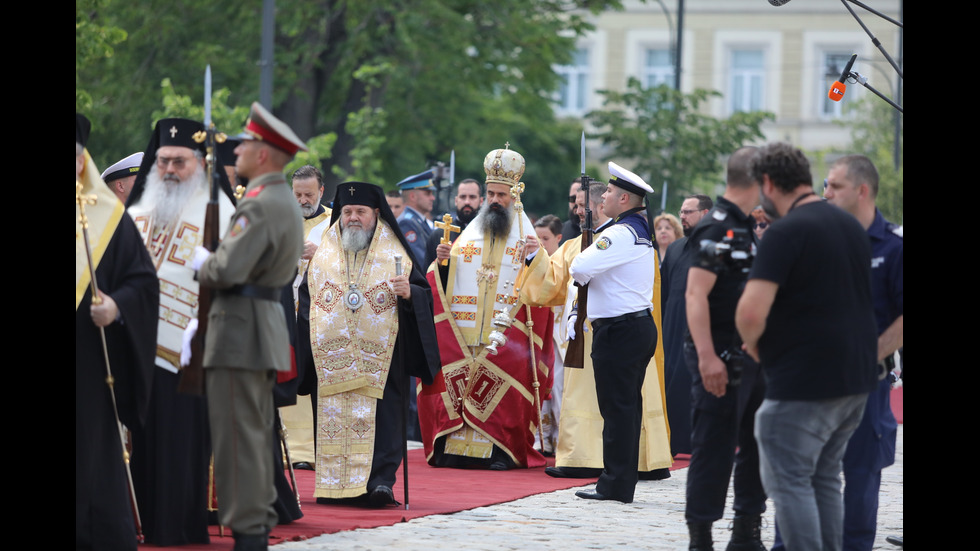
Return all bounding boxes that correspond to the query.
[77,103,900,551]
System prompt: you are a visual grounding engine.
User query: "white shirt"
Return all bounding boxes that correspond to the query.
[569,222,656,320]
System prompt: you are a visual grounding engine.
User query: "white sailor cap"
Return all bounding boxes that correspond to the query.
[101,152,144,182]
[608,161,653,196]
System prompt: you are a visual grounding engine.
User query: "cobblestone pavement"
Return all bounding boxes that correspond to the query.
[278,425,903,550]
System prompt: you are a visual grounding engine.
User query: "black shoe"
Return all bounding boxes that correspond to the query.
[545,466,601,478]
[726,514,765,551]
[232,531,269,551]
[574,490,631,504]
[293,461,314,471]
[886,535,903,548]
[688,522,714,551]
[489,460,510,471]
[638,468,671,481]
[368,485,396,507]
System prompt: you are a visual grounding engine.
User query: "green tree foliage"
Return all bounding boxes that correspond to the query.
[270,0,619,215]
[76,0,259,168]
[152,78,251,137]
[154,78,337,179]
[77,0,619,219]
[76,0,128,112]
[586,78,774,214]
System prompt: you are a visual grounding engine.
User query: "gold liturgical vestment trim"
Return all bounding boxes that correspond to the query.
[308,219,409,497]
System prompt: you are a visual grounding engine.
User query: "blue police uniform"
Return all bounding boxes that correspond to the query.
[842,210,902,551]
[397,206,432,271]
[395,169,436,267]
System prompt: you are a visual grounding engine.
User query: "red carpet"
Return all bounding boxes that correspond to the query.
[148,450,621,549]
[147,387,902,549]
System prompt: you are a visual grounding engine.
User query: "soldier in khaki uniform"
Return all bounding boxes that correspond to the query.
[192,102,306,551]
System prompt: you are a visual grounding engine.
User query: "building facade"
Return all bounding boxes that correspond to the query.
[556,0,903,152]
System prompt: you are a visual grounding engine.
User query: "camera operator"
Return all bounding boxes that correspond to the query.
[683,146,767,551]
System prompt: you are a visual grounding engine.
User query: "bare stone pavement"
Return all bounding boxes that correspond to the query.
[276,425,903,550]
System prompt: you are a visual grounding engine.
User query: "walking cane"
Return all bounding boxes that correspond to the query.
[395,254,410,510]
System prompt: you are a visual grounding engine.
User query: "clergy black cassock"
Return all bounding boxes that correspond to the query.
[659,236,694,456]
[272,284,303,523]
[76,214,159,551]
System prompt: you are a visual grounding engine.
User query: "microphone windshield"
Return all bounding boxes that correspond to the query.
[828,81,847,102]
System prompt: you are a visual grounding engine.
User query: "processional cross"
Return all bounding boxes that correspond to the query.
[435,213,460,266]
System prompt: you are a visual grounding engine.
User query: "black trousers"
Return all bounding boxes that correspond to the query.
[684,341,767,522]
[369,357,407,491]
[591,314,658,502]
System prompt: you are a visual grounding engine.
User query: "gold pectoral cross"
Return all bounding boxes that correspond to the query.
[435,213,460,266]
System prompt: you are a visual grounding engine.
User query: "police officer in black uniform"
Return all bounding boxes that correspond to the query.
[683,147,767,551]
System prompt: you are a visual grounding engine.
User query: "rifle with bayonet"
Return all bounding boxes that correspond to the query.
[179,65,225,395]
[564,132,592,369]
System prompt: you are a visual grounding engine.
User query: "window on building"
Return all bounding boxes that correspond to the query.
[556,48,590,116]
[643,48,674,89]
[729,49,765,113]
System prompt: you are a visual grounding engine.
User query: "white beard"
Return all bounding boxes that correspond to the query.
[139,162,206,229]
[341,220,376,252]
[300,201,318,218]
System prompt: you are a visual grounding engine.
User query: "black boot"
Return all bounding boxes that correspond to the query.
[232,531,269,551]
[688,522,714,551]
[726,514,766,551]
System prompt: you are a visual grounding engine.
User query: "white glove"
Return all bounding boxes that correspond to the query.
[180,318,198,367]
[191,246,211,271]
[567,314,577,341]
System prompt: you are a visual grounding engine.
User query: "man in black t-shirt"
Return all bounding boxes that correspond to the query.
[736,143,877,551]
[683,147,766,551]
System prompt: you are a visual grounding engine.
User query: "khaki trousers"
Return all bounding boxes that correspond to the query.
[206,368,278,535]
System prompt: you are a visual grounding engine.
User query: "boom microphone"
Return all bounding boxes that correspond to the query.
[828,54,857,102]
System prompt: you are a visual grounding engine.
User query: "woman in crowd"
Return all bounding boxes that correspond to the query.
[653,212,683,261]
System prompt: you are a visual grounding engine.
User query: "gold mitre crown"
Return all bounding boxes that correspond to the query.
[483,144,525,187]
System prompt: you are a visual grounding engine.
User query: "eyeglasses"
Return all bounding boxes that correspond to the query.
[679,209,699,216]
[156,156,192,170]
[754,222,769,230]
